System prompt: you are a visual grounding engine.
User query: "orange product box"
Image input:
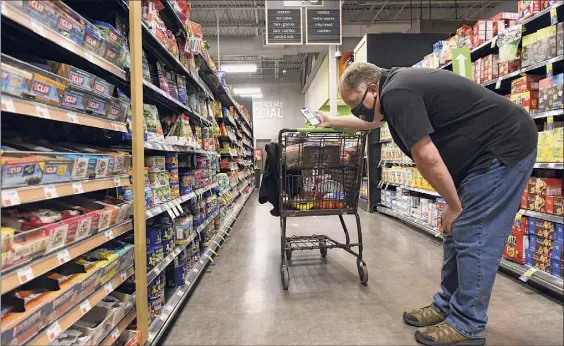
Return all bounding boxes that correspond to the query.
[521,187,529,209]
[473,20,494,46]
[518,1,543,21]
[504,230,528,264]
[527,177,563,199]
[483,54,499,82]
[511,75,542,93]
[510,90,539,112]
[547,196,564,216]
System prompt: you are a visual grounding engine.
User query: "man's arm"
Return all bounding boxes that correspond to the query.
[317,113,380,130]
[411,136,461,210]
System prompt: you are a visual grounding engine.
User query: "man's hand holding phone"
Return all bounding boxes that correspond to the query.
[315,111,331,128]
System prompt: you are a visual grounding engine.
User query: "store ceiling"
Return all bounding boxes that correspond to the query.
[190,0,501,82]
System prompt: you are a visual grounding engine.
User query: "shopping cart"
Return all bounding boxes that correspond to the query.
[278,128,367,290]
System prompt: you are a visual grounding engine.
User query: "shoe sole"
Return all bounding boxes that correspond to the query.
[414,330,486,346]
[402,312,443,328]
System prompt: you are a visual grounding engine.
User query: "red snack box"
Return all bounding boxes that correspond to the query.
[518,1,543,22]
[475,58,485,84]
[436,198,447,231]
[483,54,499,82]
[547,196,564,216]
[511,75,542,93]
[510,90,539,113]
[504,230,528,264]
[473,20,494,47]
[527,177,563,199]
[521,187,528,209]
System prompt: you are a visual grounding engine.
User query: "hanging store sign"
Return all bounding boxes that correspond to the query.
[265,1,303,45]
[305,1,342,45]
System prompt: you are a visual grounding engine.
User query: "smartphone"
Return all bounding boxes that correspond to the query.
[300,107,320,126]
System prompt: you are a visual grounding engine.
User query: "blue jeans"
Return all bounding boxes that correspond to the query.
[432,150,536,339]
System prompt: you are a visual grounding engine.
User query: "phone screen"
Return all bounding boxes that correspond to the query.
[301,107,320,126]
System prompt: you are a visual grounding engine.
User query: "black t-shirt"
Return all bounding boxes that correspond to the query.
[379,67,538,188]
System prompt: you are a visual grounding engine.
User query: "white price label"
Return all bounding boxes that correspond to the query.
[111,122,122,131]
[67,112,79,123]
[120,271,128,282]
[46,322,62,341]
[114,177,121,187]
[1,1,6,13]
[1,97,15,112]
[199,259,204,264]
[43,185,58,199]
[167,208,176,220]
[164,305,174,314]
[176,289,184,297]
[30,19,45,36]
[105,230,114,241]
[519,267,539,282]
[2,190,21,206]
[104,282,113,294]
[192,268,198,273]
[17,266,34,284]
[57,249,71,264]
[79,300,92,315]
[111,328,121,341]
[84,51,95,62]
[35,105,51,119]
[159,313,168,322]
[72,182,84,194]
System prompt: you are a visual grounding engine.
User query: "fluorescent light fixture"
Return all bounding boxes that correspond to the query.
[221,64,257,73]
[233,87,261,95]
[241,93,263,99]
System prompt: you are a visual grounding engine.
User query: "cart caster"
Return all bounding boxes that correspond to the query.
[281,265,290,290]
[319,239,327,258]
[357,260,368,285]
[286,249,292,261]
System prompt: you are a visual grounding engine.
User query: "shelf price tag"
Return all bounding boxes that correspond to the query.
[104,282,113,294]
[67,112,79,124]
[167,208,176,220]
[111,328,121,341]
[43,185,58,199]
[35,105,51,119]
[551,7,558,24]
[79,300,92,315]
[176,289,184,297]
[57,249,71,264]
[111,122,122,131]
[2,190,21,206]
[1,97,15,112]
[30,19,45,36]
[519,267,538,282]
[490,36,497,48]
[120,271,128,282]
[495,79,502,90]
[72,182,84,194]
[17,266,34,284]
[113,177,121,187]
[547,62,554,78]
[105,230,115,241]
[46,322,62,342]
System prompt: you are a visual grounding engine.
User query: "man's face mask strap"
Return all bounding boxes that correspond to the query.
[351,86,376,122]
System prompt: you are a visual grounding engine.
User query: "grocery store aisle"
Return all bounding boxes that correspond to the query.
[165,193,563,345]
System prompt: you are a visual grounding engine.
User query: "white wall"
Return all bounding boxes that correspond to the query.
[304,55,329,111]
[237,82,305,140]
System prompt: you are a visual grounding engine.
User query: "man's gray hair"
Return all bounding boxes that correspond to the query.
[338,62,382,96]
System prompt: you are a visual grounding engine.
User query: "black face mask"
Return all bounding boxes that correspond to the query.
[351,87,376,122]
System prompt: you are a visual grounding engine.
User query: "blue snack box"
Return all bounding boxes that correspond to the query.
[56,11,84,46]
[40,155,73,184]
[22,1,58,30]
[552,259,562,278]
[147,225,163,246]
[83,23,105,55]
[166,261,186,287]
[92,77,114,97]
[62,88,86,111]
[85,95,108,116]
[1,60,32,97]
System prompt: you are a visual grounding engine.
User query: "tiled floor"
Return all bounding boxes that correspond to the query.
[165,193,564,345]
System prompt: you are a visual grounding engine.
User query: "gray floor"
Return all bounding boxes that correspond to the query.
[165,193,564,345]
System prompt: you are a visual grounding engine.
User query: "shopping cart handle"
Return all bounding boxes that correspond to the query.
[296,127,357,134]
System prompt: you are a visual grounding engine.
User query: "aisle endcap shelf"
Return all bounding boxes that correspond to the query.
[1,2,126,80]
[1,220,133,294]
[1,175,131,207]
[1,96,128,133]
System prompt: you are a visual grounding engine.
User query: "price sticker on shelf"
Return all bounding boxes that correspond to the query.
[17,266,34,284]
[46,322,62,342]
[30,19,45,36]
[43,185,58,199]
[519,267,538,282]
[192,268,198,274]
[494,79,501,90]
[84,51,95,62]
[105,230,115,241]
[164,305,174,314]
[67,112,79,124]
[111,122,122,131]
[57,249,71,264]
[120,271,128,282]
[2,189,21,207]
[547,62,554,78]
[159,313,168,322]
[490,36,497,48]
[79,300,92,315]
[104,282,113,294]
[111,328,121,341]
[551,7,558,24]
[113,177,121,187]
[35,105,51,119]
[176,289,185,297]
[1,97,15,112]
[167,208,177,220]
[72,182,84,194]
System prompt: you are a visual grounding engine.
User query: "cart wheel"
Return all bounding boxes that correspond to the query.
[281,265,290,290]
[286,249,292,261]
[319,239,327,258]
[357,260,368,285]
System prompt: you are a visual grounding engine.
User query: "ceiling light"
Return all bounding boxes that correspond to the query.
[240,93,263,99]
[233,87,261,95]
[221,64,257,73]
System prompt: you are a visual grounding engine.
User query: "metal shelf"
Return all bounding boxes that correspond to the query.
[534,162,564,169]
[1,175,131,207]
[145,189,254,346]
[1,2,127,80]
[144,140,218,156]
[1,96,128,133]
[380,182,441,197]
[520,209,564,224]
[1,220,133,294]
[27,265,134,345]
[145,183,217,219]
[532,109,564,120]
[377,206,443,239]
[99,307,137,346]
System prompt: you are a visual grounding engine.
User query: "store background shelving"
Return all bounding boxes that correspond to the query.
[359,3,564,298]
[1,1,255,345]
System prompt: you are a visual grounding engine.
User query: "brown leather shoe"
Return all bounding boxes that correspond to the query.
[403,305,446,327]
[414,321,486,346]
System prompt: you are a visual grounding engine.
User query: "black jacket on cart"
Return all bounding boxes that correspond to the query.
[259,142,301,217]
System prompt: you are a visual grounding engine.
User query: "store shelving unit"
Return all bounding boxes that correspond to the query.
[371,4,564,297]
[0,1,255,344]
